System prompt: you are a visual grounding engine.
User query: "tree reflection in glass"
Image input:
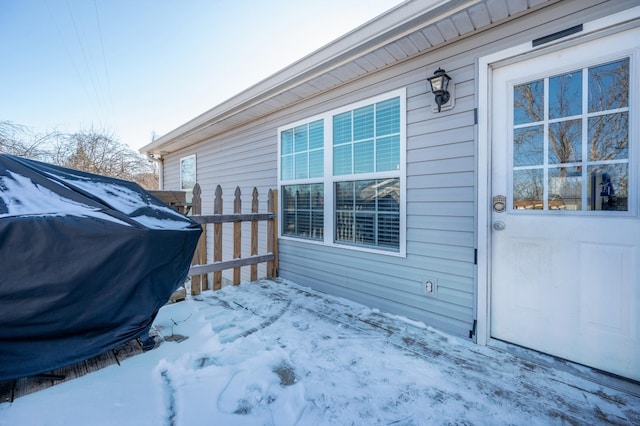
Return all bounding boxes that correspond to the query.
[510,58,630,212]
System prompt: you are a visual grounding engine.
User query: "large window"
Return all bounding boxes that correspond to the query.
[278,89,405,254]
[180,154,196,191]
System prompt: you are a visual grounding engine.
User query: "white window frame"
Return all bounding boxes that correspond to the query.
[180,154,196,191]
[278,88,407,257]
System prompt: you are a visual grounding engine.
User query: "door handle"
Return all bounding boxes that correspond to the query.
[493,221,506,231]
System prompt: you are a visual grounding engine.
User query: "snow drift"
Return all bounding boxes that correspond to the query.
[0,154,201,380]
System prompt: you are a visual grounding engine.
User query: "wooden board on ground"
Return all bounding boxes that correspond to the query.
[0,338,147,403]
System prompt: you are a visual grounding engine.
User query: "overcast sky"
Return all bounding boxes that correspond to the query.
[1,0,404,151]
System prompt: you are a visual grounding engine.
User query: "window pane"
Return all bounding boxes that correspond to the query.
[283,212,296,235]
[514,126,543,167]
[514,80,543,125]
[335,181,354,209]
[295,153,308,179]
[377,179,400,212]
[355,179,376,211]
[549,167,582,210]
[589,58,629,113]
[376,135,400,172]
[280,120,324,181]
[355,213,375,245]
[282,187,296,210]
[333,144,352,176]
[308,150,324,178]
[335,179,399,250]
[354,105,374,140]
[376,98,400,136]
[549,119,582,164]
[180,156,196,191]
[587,164,628,211]
[294,125,308,152]
[589,112,628,161]
[281,130,293,155]
[281,156,293,180]
[354,141,374,174]
[378,214,400,248]
[282,184,324,239]
[335,211,354,243]
[549,70,582,119]
[333,112,352,144]
[309,120,324,150]
[297,210,311,236]
[513,169,544,210]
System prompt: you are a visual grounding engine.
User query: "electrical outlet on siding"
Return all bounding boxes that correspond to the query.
[423,278,438,298]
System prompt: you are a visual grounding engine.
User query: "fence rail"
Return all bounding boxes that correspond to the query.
[186,183,278,295]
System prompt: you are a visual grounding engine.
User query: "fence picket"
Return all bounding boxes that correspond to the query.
[185,184,277,294]
[251,187,259,282]
[213,185,223,290]
[233,186,242,286]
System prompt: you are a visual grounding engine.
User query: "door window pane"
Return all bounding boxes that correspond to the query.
[589,112,628,161]
[513,169,544,210]
[549,167,582,210]
[514,80,543,125]
[589,59,629,112]
[549,70,582,119]
[587,164,628,211]
[514,126,544,167]
[511,58,630,213]
[549,119,582,164]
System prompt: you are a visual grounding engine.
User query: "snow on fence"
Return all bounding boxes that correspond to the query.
[186,183,278,295]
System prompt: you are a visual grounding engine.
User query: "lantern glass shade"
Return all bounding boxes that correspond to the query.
[428,68,450,93]
[427,68,452,112]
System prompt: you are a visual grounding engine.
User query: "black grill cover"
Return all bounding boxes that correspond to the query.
[0,154,201,380]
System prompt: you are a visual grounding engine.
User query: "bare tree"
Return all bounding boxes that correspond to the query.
[47,127,158,189]
[0,122,158,189]
[0,121,49,159]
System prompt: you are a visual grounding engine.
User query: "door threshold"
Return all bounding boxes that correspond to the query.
[489,338,640,398]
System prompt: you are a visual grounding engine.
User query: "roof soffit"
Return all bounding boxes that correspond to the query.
[142,0,553,155]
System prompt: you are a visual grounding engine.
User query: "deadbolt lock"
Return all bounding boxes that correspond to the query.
[493,195,506,213]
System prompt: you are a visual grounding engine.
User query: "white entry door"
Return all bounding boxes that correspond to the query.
[490,27,640,381]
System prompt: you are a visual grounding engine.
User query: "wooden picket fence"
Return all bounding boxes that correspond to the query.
[186,183,278,295]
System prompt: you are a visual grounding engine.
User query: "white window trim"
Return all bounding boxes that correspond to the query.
[278,88,407,257]
[180,154,196,191]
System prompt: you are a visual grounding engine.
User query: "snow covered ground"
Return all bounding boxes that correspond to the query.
[1,279,638,425]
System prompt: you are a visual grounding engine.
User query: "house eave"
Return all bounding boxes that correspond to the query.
[140,0,551,156]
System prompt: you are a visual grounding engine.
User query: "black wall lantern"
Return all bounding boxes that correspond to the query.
[427,68,452,112]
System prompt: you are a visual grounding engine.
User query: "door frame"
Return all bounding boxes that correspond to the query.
[476,6,640,347]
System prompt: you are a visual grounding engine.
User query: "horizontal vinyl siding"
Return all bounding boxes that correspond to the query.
[160,0,630,338]
[278,50,478,338]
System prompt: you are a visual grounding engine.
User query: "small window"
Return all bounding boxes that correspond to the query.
[180,155,196,191]
[278,89,406,255]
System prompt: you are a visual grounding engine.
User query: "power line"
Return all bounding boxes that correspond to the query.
[93,0,117,130]
[44,0,97,124]
[65,0,109,127]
